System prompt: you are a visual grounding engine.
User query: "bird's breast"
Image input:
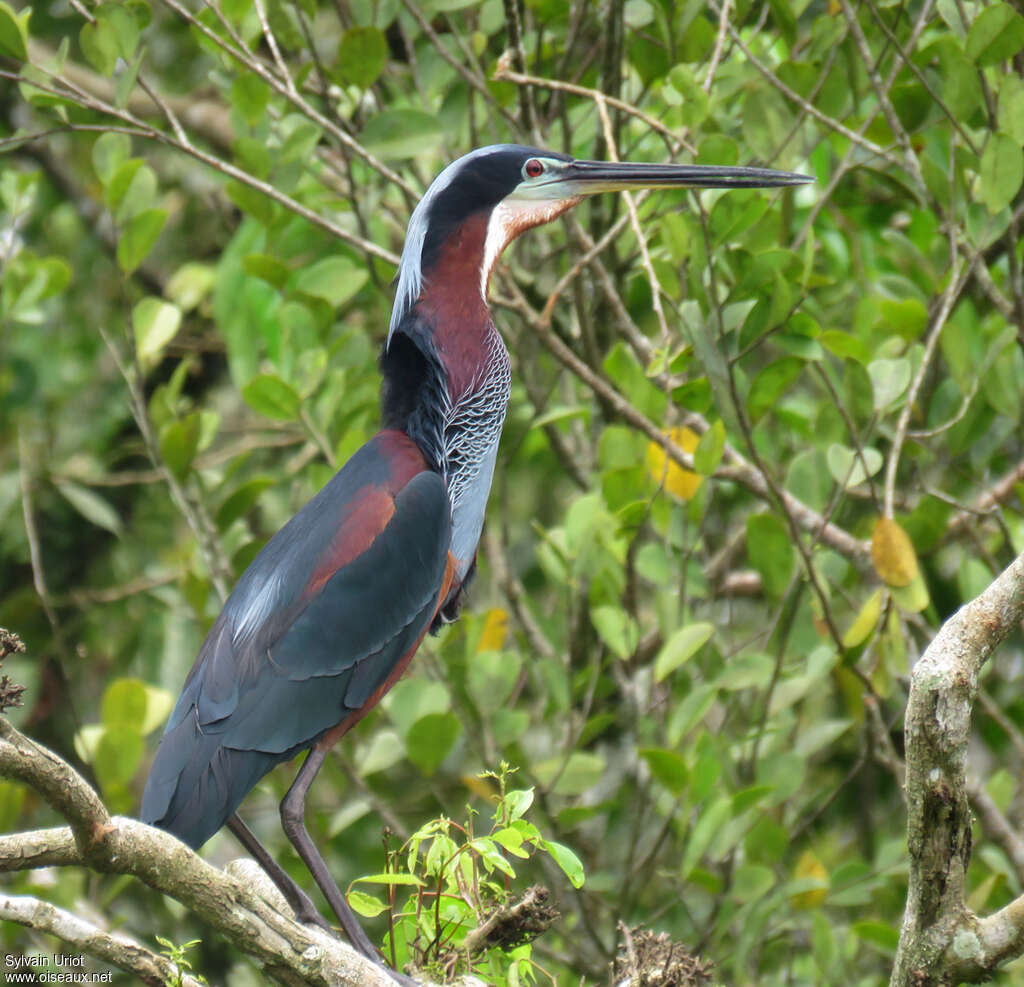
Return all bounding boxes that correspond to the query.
[443,328,511,582]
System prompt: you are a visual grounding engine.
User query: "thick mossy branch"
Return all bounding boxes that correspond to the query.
[890,550,1024,986]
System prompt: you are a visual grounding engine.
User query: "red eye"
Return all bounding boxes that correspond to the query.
[524,158,544,178]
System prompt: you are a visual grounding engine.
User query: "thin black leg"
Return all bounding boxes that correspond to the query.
[226,813,330,930]
[280,745,420,986]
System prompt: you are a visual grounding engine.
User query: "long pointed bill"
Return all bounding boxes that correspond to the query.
[558,159,813,193]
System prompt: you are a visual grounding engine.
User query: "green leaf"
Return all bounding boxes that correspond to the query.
[357,729,404,776]
[997,74,1024,144]
[216,476,274,529]
[732,784,776,814]
[852,920,900,954]
[794,719,853,757]
[716,659,777,698]
[591,605,638,659]
[92,132,131,186]
[505,788,534,821]
[842,589,883,648]
[280,122,323,163]
[107,3,140,57]
[243,253,291,290]
[117,208,167,272]
[693,420,725,475]
[109,161,157,220]
[681,796,731,876]
[294,256,369,308]
[667,65,709,127]
[346,890,387,918]
[748,357,803,422]
[867,357,911,411]
[826,443,883,488]
[101,678,148,728]
[242,373,302,420]
[965,2,1024,66]
[32,257,72,301]
[542,839,585,888]
[160,414,202,481]
[941,51,982,120]
[467,648,522,714]
[225,179,276,226]
[890,570,930,613]
[56,481,123,535]
[979,133,1024,214]
[746,514,793,598]
[360,109,443,160]
[534,751,606,795]
[231,73,270,127]
[490,827,528,858]
[133,296,182,363]
[741,88,793,160]
[0,1,30,60]
[352,873,425,886]
[336,26,388,88]
[733,864,775,903]
[141,684,175,736]
[820,330,870,365]
[690,735,721,801]
[654,622,714,681]
[166,262,216,312]
[405,712,461,775]
[639,748,689,795]
[95,724,144,788]
[80,18,120,75]
[386,677,450,738]
[115,48,144,108]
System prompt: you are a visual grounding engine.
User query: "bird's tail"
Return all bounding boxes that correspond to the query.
[140,713,286,850]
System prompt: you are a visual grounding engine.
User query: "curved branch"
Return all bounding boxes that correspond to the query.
[890,549,1024,986]
[0,718,414,987]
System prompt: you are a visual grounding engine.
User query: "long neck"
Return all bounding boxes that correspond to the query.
[381,211,511,591]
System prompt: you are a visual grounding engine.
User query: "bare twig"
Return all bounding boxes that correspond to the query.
[883,253,968,517]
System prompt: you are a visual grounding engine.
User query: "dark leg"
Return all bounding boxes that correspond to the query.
[280,744,419,986]
[226,814,330,930]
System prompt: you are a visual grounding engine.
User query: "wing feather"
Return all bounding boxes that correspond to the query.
[141,432,451,848]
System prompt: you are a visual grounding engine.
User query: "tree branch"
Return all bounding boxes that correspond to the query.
[0,893,207,987]
[890,549,1024,986]
[0,718,425,987]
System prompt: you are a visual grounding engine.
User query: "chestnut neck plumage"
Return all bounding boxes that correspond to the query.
[381,209,512,607]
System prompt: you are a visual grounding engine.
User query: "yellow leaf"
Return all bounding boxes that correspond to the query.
[871,517,919,587]
[646,427,702,500]
[462,773,498,801]
[477,608,509,652]
[790,850,828,908]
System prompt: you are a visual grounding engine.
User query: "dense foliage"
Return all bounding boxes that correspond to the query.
[2,0,1024,984]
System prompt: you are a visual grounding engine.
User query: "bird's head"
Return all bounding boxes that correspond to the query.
[389,144,811,340]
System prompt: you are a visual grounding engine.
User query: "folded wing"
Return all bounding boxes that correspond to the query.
[141,431,452,849]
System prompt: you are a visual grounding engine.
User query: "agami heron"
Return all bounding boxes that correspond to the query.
[141,145,810,978]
